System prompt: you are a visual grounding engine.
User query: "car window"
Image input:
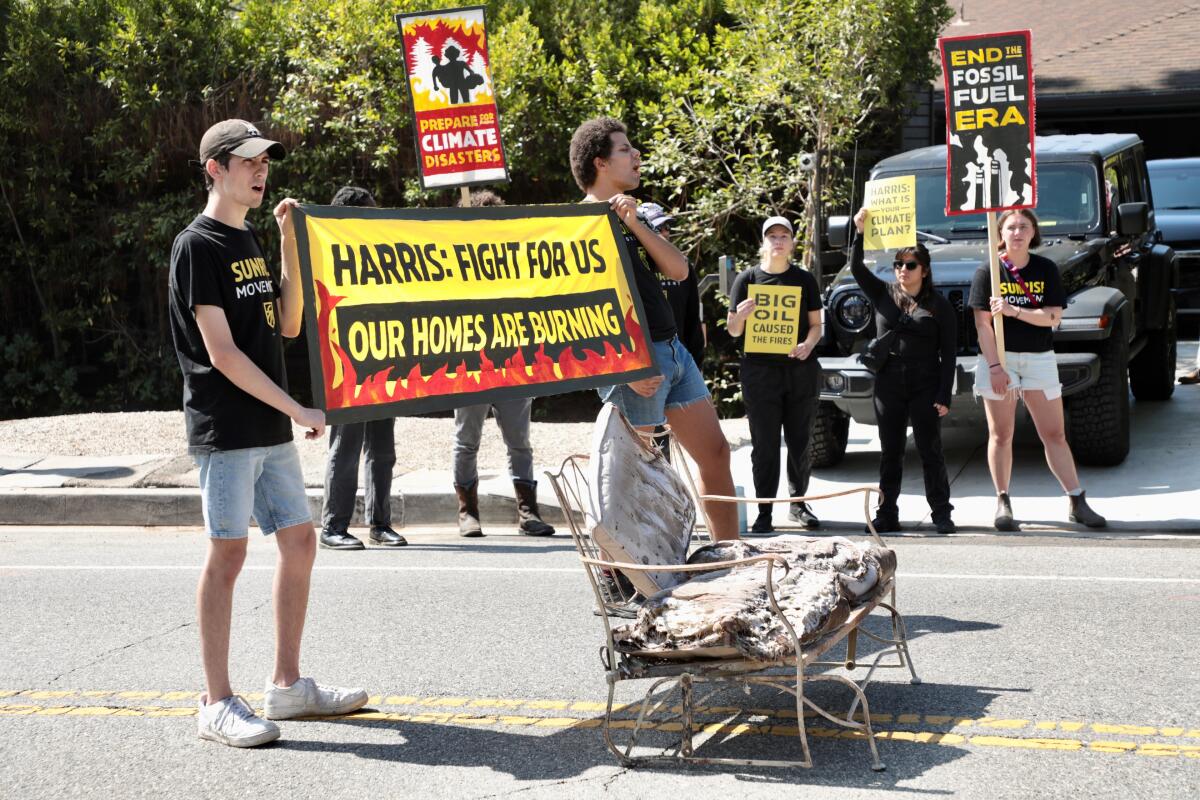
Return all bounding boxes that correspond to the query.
[1148,165,1200,209]
[1104,157,1125,231]
[1120,152,1144,203]
[890,164,1100,239]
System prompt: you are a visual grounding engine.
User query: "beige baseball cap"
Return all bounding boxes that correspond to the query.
[198,119,286,163]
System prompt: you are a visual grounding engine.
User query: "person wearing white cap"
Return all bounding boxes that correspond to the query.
[169,119,367,748]
[727,215,823,532]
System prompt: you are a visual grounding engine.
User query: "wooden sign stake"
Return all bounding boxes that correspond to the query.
[984,160,1006,368]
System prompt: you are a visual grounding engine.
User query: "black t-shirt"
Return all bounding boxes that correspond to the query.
[659,269,704,365]
[729,265,822,365]
[623,227,678,342]
[168,214,292,453]
[967,253,1066,353]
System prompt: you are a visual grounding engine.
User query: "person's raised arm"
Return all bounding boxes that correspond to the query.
[274,198,304,338]
[609,194,688,280]
[850,208,887,301]
[194,304,325,439]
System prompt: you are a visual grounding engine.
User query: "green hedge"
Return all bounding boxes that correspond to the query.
[0,0,950,419]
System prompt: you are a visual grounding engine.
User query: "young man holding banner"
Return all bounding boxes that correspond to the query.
[169,120,366,748]
[569,117,738,541]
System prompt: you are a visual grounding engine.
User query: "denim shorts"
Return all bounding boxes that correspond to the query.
[194,442,312,538]
[597,336,711,427]
[973,351,1062,400]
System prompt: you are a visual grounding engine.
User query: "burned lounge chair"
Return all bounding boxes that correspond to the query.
[543,404,919,771]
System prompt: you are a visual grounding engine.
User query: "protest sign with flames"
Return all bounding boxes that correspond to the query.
[292,204,659,424]
[396,6,508,189]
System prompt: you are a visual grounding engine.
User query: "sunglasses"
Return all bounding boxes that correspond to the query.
[893,260,922,271]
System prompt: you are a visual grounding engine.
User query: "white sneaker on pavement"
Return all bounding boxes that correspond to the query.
[262,677,368,720]
[197,694,280,748]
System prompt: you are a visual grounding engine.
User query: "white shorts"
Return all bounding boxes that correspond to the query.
[973,351,1062,401]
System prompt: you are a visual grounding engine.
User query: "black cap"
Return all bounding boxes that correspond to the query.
[198,119,286,163]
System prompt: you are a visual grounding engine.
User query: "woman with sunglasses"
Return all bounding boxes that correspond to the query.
[851,208,957,533]
[968,209,1106,530]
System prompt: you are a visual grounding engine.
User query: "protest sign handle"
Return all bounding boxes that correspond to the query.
[986,210,1006,368]
[460,186,471,207]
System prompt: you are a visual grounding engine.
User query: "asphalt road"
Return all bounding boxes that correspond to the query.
[2,525,1198,799]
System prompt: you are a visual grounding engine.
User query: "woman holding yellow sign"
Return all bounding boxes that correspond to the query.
[727,216,823,533]
[851,208,957,534]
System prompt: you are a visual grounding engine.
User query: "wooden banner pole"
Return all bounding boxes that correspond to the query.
[459,186,472,207]
[983,156,1006,368]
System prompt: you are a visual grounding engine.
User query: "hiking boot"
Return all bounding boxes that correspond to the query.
[1068,491,1107,528]
[319,529,364,550]
[788,502,821,530]
[751,510,774,534]
[994,492,1017,531]
[454,482,484,537]
[262,677,368,720]
[197,694,280,748]
[368,525,407,547]
[514,480,555,536]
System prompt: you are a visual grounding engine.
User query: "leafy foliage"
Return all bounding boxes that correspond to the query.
[0,0,949,419]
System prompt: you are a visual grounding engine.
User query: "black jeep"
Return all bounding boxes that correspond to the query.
[1147,157,1200,321]
[814,134,1178,468]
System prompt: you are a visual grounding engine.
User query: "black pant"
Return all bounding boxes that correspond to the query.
[321,418,396,532]
[872,360,952,522]
[741,359,819,518]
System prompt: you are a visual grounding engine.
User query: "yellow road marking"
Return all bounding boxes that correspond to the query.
[4,690,1197,745]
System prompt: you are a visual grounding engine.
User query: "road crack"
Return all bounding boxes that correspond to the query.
[45,599,269,685]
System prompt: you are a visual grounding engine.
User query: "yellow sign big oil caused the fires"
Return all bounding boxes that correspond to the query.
[745,284,803,355]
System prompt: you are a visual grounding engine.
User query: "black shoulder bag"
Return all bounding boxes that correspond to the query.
[857,327,898,374]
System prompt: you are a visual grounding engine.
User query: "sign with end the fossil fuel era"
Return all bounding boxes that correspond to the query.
[939,29,1037,215]
[291,203,659,424]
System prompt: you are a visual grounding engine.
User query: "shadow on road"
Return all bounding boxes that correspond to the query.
[275,675,1015,792]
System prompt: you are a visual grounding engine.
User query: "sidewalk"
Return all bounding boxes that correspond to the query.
[3,344,1198,533]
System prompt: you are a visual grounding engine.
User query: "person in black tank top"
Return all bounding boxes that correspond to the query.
[850,208,957,533]
[570,117,738,541]
[969,209,1107,530]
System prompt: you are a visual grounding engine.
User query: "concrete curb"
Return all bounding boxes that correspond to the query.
[0,487,570,528]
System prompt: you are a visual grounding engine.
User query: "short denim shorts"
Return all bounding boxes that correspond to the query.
[973,351,1062,401]
[597,336,711,427]
[194,442,311,538]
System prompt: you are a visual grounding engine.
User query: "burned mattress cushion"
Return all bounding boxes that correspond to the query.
[587,404,694,596]
[613,536,895,661]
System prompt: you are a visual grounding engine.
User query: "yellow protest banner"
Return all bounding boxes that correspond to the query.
[863,175,917,250]
[744,284,803,355]
[293,203,658,423]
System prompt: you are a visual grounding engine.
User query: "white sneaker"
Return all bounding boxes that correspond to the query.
[262,677,368,720]
[197,694,280,748]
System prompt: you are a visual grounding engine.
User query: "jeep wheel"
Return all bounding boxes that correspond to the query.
[1066,321,1130,466]
[811,401,850,469]
[1129,295,1176,401]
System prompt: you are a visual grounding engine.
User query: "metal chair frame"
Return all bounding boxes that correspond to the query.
[545,452,920,772]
